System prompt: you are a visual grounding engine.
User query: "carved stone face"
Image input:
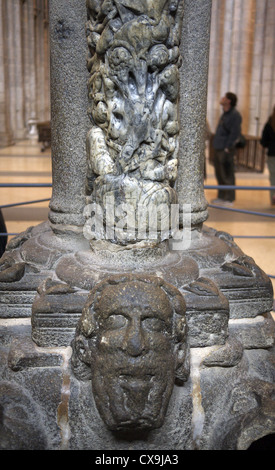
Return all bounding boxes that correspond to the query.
[72,276,188,433]
[92,281,175,431]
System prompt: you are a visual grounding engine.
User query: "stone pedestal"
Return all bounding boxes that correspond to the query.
[0,0,274,451]
[0,220,274,450]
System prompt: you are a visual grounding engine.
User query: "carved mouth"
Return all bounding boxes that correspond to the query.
[117,361,159,377]
[119,373,154,389]
[114,417,155,432]
[119,372,155,379]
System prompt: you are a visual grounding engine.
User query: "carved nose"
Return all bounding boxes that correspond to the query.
[122,320,147,357]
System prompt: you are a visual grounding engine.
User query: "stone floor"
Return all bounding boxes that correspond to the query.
[0,139,274,309]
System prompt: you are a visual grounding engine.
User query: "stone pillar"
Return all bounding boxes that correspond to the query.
[0,0,13,147]
[260,0,275,132]
[34,0,50,123]
[22,0,38,133]
[227,0,256,134]
[207,0,275,137]
[219,0,233,95]
[207,0,226,130]
[248,0,268,136]
[42,0,50,121]
[177,0,211,228]
[48,0,90,232]
[0,0,50,146]
[3,0,25,142]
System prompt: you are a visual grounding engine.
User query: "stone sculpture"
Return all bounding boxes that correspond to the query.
[71,274,189,432]
[0,0,274,451]
[85,0,184,242]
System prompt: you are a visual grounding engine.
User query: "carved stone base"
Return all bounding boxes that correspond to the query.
[0,320,274,450]
[0,221,274,449]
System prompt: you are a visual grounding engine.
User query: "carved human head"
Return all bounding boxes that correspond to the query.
[71,274,189,433]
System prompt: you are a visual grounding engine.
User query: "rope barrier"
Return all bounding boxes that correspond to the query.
[0,183,52,187]
[204,185,275,190]
[0,198,50,209]
[0,183,274,190]
[0,233,19,236]
[233,235,275,239]
[208,204,275,218]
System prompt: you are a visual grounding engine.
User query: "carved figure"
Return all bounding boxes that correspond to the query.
[71,274,189,432]
[85,0,184,242]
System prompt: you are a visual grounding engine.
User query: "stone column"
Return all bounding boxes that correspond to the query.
[227,0,256,134]
[260,0,275,131]
[24,0,39,129]
[207,0,226,130]
[34,0,50,123]
[4,2,25,140]
[48,0,90,232]
[0,0,13,147]
[248,0,267,136]
[42,0,51,122]
[177,0,211,228]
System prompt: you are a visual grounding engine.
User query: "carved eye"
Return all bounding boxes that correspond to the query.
[113,111,123,123]
[105,314,127,330]
[142,317,166,332]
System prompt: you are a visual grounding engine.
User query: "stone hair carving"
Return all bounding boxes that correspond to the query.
[85,0,184,243]
[71,274,189,432]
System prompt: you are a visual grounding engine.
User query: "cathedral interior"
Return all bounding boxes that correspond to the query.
[0,0,275,451]
[1,0,274,295]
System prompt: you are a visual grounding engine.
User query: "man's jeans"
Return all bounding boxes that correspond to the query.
[214,149,235,202]
[267,157,275,203]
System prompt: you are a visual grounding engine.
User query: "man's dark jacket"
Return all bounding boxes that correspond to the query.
[213,107,242,151]
[260,119,275,156]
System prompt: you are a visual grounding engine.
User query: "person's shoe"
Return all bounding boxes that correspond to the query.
[210,198,234,207]
[211,198,225,204]
[222,200,234,207]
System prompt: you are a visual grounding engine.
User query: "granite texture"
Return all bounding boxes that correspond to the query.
[48,0,90,230]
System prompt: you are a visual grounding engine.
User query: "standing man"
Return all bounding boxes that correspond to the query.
[212,92,242,205]
[0,209,7,257]
[260,105,275,205]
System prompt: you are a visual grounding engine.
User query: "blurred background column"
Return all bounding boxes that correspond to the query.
[207,0,275,137]
[0,0,14,146]
[0,0,50,148]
